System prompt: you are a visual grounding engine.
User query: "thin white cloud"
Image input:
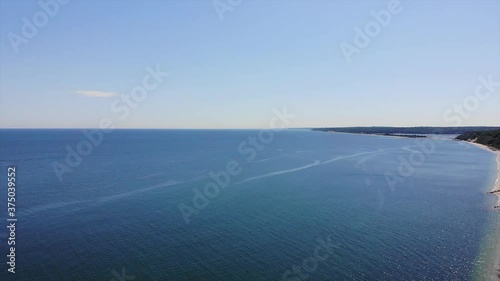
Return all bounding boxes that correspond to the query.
[75,90,120,98]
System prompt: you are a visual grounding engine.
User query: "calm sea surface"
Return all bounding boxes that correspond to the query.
[0,129,497,280]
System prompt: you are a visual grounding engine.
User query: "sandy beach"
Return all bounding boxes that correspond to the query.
[467,141,500,196]
[467,141,500,281]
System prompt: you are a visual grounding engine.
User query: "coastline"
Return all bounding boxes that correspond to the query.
[320,130,428,139]
[325,132,500,279]
[466,141,500,281]
[467,141,500,198]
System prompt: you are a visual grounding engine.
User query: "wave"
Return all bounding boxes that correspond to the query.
[401,146,421,154]
[21,199,92,215]
[97,180,182,203]
[235,160,322,185]
[140,172,166,179]
[356,150,385,166]
[21,180,190,216]
[235,150,380,185]
[253,157,275,163]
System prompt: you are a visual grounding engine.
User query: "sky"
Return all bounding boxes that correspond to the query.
[0,0,499,129]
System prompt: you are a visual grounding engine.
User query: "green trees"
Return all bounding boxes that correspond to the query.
[456,130,500,150]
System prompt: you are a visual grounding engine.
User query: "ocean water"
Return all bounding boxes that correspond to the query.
[0,129,497,281]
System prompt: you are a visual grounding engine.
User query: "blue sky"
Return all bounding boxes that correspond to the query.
[0,0,499,129]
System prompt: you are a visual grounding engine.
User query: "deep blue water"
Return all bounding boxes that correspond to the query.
[0,129,497,280]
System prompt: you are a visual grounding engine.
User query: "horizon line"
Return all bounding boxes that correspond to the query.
[1,125,500,130]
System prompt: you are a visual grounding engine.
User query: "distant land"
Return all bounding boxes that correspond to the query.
[311,126,500,135]
[456,130,500,150]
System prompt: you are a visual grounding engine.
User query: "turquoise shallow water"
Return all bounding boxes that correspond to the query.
[0,129,497,280]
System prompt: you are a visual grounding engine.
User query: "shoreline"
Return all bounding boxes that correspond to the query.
[466,141,500,199]
[320,130,429,139]
[325,133,500,279]
[465,141,500,281]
